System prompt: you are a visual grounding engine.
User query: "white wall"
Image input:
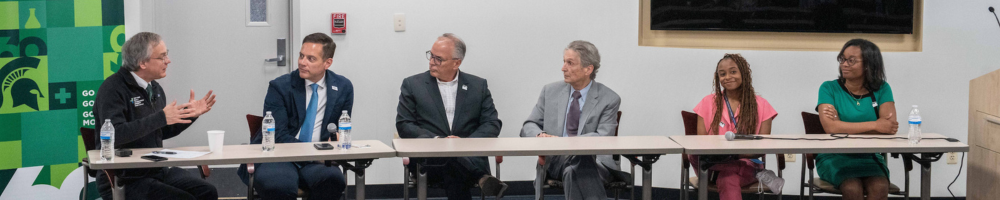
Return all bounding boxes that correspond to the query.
[289,0,1000,197]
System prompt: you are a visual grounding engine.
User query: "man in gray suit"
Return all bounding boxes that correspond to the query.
[520,40,622,200]
[396,33,507,200]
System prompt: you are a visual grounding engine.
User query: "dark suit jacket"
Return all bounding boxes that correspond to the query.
[396,71,501,139]
[251,69,354,144]
[239,69,353,182]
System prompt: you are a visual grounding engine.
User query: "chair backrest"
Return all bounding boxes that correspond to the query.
[246,114,264,140]
[81,127,96,151]
[681,111,698,136]
[801,112,826,134]
[614,111,622,136]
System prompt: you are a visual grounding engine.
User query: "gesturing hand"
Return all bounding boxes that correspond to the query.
[875,113,898,134]
[164,101,195,125]
[184,89,216,117]
[445,135,461,138]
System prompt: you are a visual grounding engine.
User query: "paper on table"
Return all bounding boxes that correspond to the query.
[144,149,210,159]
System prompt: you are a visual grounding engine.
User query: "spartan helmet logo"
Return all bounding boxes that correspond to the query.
[1,57,43,111]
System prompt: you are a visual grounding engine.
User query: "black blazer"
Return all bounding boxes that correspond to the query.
[396,71,501,139]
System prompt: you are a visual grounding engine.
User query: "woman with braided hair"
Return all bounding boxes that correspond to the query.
[689,53,778,200]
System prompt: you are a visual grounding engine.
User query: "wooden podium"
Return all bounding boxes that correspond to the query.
[968,69,1000,199]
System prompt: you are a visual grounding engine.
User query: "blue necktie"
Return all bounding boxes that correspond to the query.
[300,83,319,142]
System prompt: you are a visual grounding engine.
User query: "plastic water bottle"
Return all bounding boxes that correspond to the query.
[100,119,114,162]
[907,105,922,144]
[262,111,275,151]
[337,110,352,149]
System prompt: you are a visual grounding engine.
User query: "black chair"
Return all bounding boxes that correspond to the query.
[798,112,912,200]
[679,111,786,200]
[535,111,634,200]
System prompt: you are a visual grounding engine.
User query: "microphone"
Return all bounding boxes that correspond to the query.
[991,6,1000,29]
[327,123,339,141]
[725,131,762,141]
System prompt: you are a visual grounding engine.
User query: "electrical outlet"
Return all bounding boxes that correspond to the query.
[785,154,796,162]
[947,152,958,164]
[393,13,406,32]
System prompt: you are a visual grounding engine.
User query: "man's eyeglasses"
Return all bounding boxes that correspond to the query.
[837,56,861,66]
[149,51,169,63]
[426,50,458,65]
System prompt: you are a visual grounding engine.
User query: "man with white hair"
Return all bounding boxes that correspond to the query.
[521,40,623,200]
[396,33,507,199]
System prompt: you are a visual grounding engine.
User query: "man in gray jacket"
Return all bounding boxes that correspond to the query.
[520,40,621,200]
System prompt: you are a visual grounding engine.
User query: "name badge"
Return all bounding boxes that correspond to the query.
[131,96,145,107]
[719,122,725,127]
[872,102,878,107]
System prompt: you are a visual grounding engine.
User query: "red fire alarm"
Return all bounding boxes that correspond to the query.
[331,13,347,34]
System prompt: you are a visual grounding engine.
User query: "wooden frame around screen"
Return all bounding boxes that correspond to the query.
[639,0,923,52]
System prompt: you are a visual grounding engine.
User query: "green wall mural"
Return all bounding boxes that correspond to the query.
[0,0,123,199]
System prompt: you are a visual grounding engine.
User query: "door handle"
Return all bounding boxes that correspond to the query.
[265,38,287,66]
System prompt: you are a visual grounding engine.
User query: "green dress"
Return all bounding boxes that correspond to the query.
[815,80,893,188]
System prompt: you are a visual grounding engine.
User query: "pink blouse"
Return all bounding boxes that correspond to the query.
[693,94,778,135]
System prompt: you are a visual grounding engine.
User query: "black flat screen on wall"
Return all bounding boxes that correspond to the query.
[650,0,914,34]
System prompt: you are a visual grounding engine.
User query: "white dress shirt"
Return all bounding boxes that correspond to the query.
[130,71,149,90]
[296,75,326,142]
[437,72,459,130]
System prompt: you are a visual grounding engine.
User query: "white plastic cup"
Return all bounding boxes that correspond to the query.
[207,130,225,152]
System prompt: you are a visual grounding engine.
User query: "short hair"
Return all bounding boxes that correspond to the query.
[438,33,466,60]
[566,40,601,80]
[302,32,336,59]
[121,32,161,71]
[837,38,886,91]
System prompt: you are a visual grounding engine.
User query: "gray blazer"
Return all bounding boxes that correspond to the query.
[520,81,621,171]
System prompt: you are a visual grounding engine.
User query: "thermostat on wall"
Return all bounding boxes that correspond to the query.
[331,13,347,34]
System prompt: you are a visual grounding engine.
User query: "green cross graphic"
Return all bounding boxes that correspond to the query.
[54,88,71,104]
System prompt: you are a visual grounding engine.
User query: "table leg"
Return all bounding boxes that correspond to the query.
[356,168,366,200]
[416,163,427,200]
[920,154,932,200]
[623,155,661,200]
[113,176,124,200]
[82,165,88,200]
[642,156,652,200]
[680,163,688,200]
[698,157,709,200]
[340,159,374,200]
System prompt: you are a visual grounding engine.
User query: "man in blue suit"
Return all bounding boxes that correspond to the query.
[238,32,353,200]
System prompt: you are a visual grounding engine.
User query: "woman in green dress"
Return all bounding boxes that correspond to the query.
[815,38,898,200]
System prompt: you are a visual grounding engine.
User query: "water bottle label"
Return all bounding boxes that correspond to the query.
[909,120,921,124]
[339,123,351,130]
[100,131,112,139]
[266,124,274,132]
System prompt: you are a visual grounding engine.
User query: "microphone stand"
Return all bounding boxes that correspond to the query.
[991,7,1000,28]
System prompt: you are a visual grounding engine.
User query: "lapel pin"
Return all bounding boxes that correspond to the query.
[462,85,468,90]
[331,86,339,91]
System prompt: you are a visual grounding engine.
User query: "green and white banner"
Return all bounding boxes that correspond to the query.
[0,0,124,199]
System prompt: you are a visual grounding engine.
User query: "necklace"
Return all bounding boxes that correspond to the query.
[844,81,865,106]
